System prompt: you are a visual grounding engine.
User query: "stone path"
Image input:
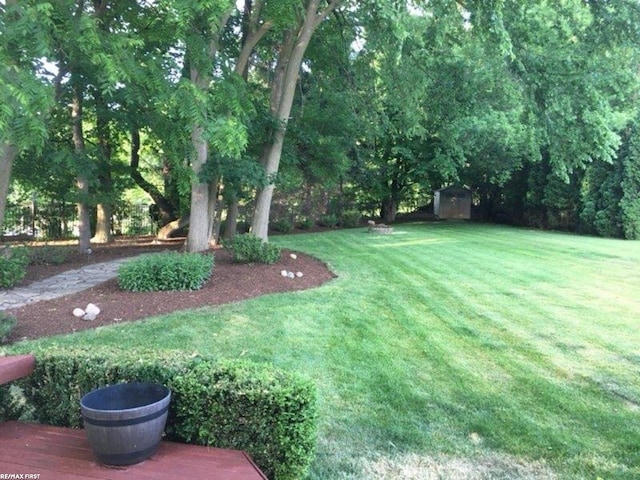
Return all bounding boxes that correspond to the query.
[0,258,132,311]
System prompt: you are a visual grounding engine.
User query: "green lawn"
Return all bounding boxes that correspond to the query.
[12,223,640,479]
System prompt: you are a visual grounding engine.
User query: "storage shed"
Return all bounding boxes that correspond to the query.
[434,186,472,219]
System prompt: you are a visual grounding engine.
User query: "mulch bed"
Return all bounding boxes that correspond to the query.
[4,238,335,343]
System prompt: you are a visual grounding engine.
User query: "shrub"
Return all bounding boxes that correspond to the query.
[317,214,338,228]
[0,246,30,288]
[2,346,318,480]
[28,245,71,265]
[0,313,17,343]
[224,234,281,264]
[339,210,362,228]
[297,217,314,230]
[117,251,214,292]
[272,218,293,233]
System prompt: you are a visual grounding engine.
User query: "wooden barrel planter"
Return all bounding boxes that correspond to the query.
[80,382,171,466]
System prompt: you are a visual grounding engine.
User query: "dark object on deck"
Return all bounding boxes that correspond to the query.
[434,185,472,219]
[80,382,171,466]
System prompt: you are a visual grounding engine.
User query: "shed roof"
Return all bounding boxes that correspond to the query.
[435,185,471,194]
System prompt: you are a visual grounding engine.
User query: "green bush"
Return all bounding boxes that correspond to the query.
[339,210,362,228]
[272,218,293,233]
[28,245,71,265]
[297,217,314,230]
[2,346,318,480]
[0,313,17,343]
[0,246,30,288]
[318,214,338,228]
[117,251,214,292]
[224,233,281,264]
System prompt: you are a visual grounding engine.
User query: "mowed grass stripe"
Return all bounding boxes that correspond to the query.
[275,224,640,476]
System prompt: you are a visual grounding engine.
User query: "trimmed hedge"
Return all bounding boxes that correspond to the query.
[117,251,214,292]
[0,346,317,480]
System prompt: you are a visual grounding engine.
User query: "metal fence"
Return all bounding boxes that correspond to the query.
[1,201,157,240]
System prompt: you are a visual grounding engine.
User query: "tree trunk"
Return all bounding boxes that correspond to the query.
[381,198,398,223]
[251,0,342,241]
[216,1,271,241]
[207,177,219,245]
[213,198,223,243]
[185,8,232,252]
[93,203,112,243]
[157,216,189,240]
[223,196,239,240]
[72,88,91,253]
[0,142,17,237]
[252,129,287,239]
[130,129,176,226]
[76,176,91,252]
[186,120,211,252]
[91,69,114,243]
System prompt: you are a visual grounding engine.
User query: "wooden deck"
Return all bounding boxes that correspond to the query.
[0,355,268,479]
[0,421,268,479]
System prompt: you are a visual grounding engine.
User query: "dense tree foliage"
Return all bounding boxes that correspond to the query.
[0,1,54,234]
[481,0,640,236]
[2,0,640,245]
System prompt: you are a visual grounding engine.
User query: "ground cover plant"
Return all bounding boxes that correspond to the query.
[6,224,640,479]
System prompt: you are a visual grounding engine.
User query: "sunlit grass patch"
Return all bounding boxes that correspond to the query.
[360,451,558,480]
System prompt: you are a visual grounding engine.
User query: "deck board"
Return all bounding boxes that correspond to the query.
[0,422,268,480]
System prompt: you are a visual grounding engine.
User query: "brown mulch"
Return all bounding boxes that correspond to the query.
[5,238,336,343]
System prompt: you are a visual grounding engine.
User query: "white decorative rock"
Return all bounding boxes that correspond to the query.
[73,308,85,318]
[287,271,295,279]
[295,271,303,278]
[290,253,298,260]
[82,313,97,321]
[281,270,288,277]
[85,303,101,316]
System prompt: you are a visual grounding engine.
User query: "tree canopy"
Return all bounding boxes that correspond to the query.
[2,0,639,245]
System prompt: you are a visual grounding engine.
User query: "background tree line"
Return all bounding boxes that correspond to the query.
[2,0,639,252]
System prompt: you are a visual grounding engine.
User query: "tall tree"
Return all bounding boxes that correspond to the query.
[167,1,270,251]
[348,2,529,221]
[44,0,144,251]
[250,0,345,240]
[182,1,234,252]
[620,119,640,239]
[488,0,640,230]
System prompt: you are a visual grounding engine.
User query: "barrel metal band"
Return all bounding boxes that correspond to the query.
[83,405,168,427]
